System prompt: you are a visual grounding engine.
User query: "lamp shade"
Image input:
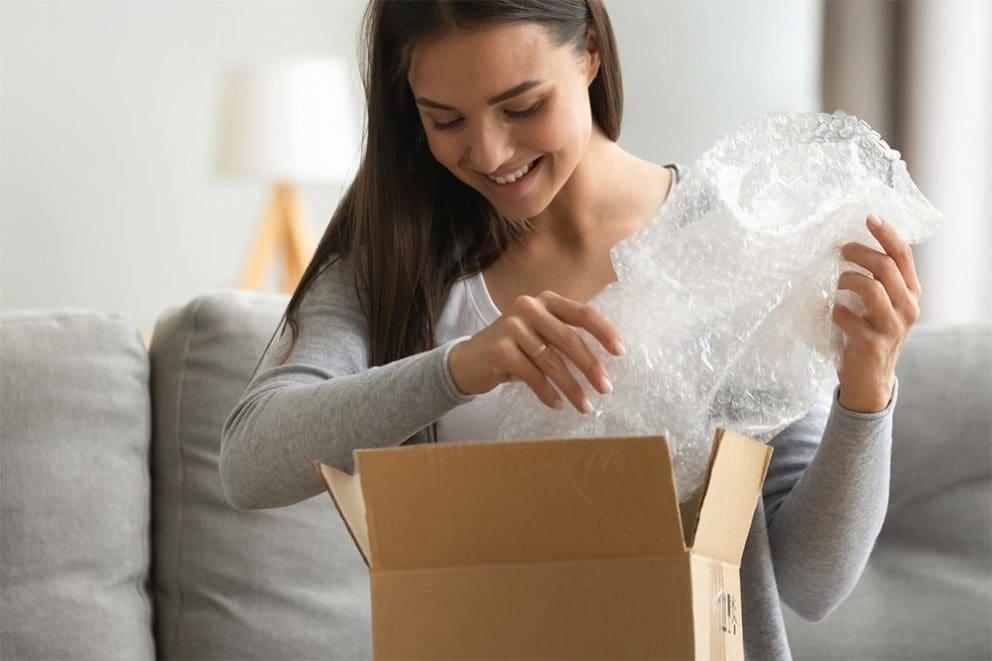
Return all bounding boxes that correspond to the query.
[215,57,361,186]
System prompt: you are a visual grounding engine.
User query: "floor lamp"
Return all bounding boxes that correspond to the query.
[238,182,313,293]
[216,58,359,293]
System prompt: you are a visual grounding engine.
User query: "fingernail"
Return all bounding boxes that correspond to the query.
[552,397,563,410]
[598,376,613,394]
[612,340,626,355]
[868,215,883,228]
[580,397,593,414]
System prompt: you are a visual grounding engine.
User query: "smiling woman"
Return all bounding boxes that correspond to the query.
[407,22,600,219]
[220,2,912,659]
[272,0,656,393]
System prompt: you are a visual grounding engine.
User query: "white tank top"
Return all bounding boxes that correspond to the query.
[433,164,681,443]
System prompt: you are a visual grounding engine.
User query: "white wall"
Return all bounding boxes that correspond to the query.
[1,0,367,340]
[1,0,821,339]
[900,0,992,325]
[613,0,822,163]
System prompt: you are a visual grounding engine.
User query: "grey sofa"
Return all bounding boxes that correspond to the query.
[1,290,989,660]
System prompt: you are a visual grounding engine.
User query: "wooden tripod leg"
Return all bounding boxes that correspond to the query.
[275,190,297,294]
[239,188,284,290]
[238,183,317,292]
[281,185,315,291]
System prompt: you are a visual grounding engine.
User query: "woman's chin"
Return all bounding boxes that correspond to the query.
[487,184,556,217]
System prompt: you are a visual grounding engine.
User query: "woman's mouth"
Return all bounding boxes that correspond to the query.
[482,156,543,198]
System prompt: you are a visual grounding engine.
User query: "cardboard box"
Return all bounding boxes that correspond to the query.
[314,429,771,660]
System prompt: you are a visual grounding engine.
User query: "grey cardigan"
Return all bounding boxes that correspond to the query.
[220,209,896,661]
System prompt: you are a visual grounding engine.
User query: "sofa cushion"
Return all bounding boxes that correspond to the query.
[149,290,371,660]
[783,323,992,659]
[0,310,154,660]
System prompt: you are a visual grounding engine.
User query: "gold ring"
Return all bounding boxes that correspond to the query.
[529,343,548,360]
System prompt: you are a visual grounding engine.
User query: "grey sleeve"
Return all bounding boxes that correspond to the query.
[761,376,898,622]
[219,257,477,511]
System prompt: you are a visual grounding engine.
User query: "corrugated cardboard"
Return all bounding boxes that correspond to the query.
[315,429,772,660]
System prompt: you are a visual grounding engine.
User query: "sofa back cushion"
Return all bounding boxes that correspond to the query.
[783,323,992,659]
[149,291,371,659]
[0,310,154,660]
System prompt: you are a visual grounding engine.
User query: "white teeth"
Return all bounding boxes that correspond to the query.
[488,158,537,184]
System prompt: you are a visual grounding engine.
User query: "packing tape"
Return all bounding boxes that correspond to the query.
[710,561,725,659]
[710,560,740,659]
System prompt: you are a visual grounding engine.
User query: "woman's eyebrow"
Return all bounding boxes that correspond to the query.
[415,80,543,111]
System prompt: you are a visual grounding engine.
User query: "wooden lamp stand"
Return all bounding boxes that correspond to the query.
[238,182,315,293]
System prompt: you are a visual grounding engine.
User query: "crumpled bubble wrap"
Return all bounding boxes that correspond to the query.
[495,110,943,503]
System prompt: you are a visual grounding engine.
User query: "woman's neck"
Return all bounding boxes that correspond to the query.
[527,126,655,255]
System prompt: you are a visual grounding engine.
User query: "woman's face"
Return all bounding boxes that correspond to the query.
[407,22,600,219]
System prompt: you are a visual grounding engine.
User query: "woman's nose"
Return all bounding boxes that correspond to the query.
[463,121,513,175]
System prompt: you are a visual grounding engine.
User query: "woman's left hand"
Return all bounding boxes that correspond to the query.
[832,214,922,413]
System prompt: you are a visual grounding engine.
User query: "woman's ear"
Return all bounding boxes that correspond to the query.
[584,25,601,86]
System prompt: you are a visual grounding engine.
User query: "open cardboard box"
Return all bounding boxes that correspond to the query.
[314,428,772,660]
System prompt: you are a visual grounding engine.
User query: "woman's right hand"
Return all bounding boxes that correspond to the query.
[447,290,626,413]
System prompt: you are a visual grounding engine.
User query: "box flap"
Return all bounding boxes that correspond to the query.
[314,460,370,567]
[354,436,686,570]
[690,429,772,565]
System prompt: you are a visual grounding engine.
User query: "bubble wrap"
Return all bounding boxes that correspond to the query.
[495,110,943,503]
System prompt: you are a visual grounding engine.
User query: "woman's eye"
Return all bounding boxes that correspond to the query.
[432,117,462,131]
[505,101,542,119]
[429,100,542,132]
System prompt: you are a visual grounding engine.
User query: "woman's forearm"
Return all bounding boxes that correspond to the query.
[219,335,474,511]
[765,380,897,621]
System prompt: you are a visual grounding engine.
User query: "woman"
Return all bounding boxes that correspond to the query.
[221,1,920,658]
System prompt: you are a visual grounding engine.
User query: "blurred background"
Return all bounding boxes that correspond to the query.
[2,0,989,342]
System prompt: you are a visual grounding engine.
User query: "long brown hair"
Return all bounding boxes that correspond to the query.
[269,0,623,443]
